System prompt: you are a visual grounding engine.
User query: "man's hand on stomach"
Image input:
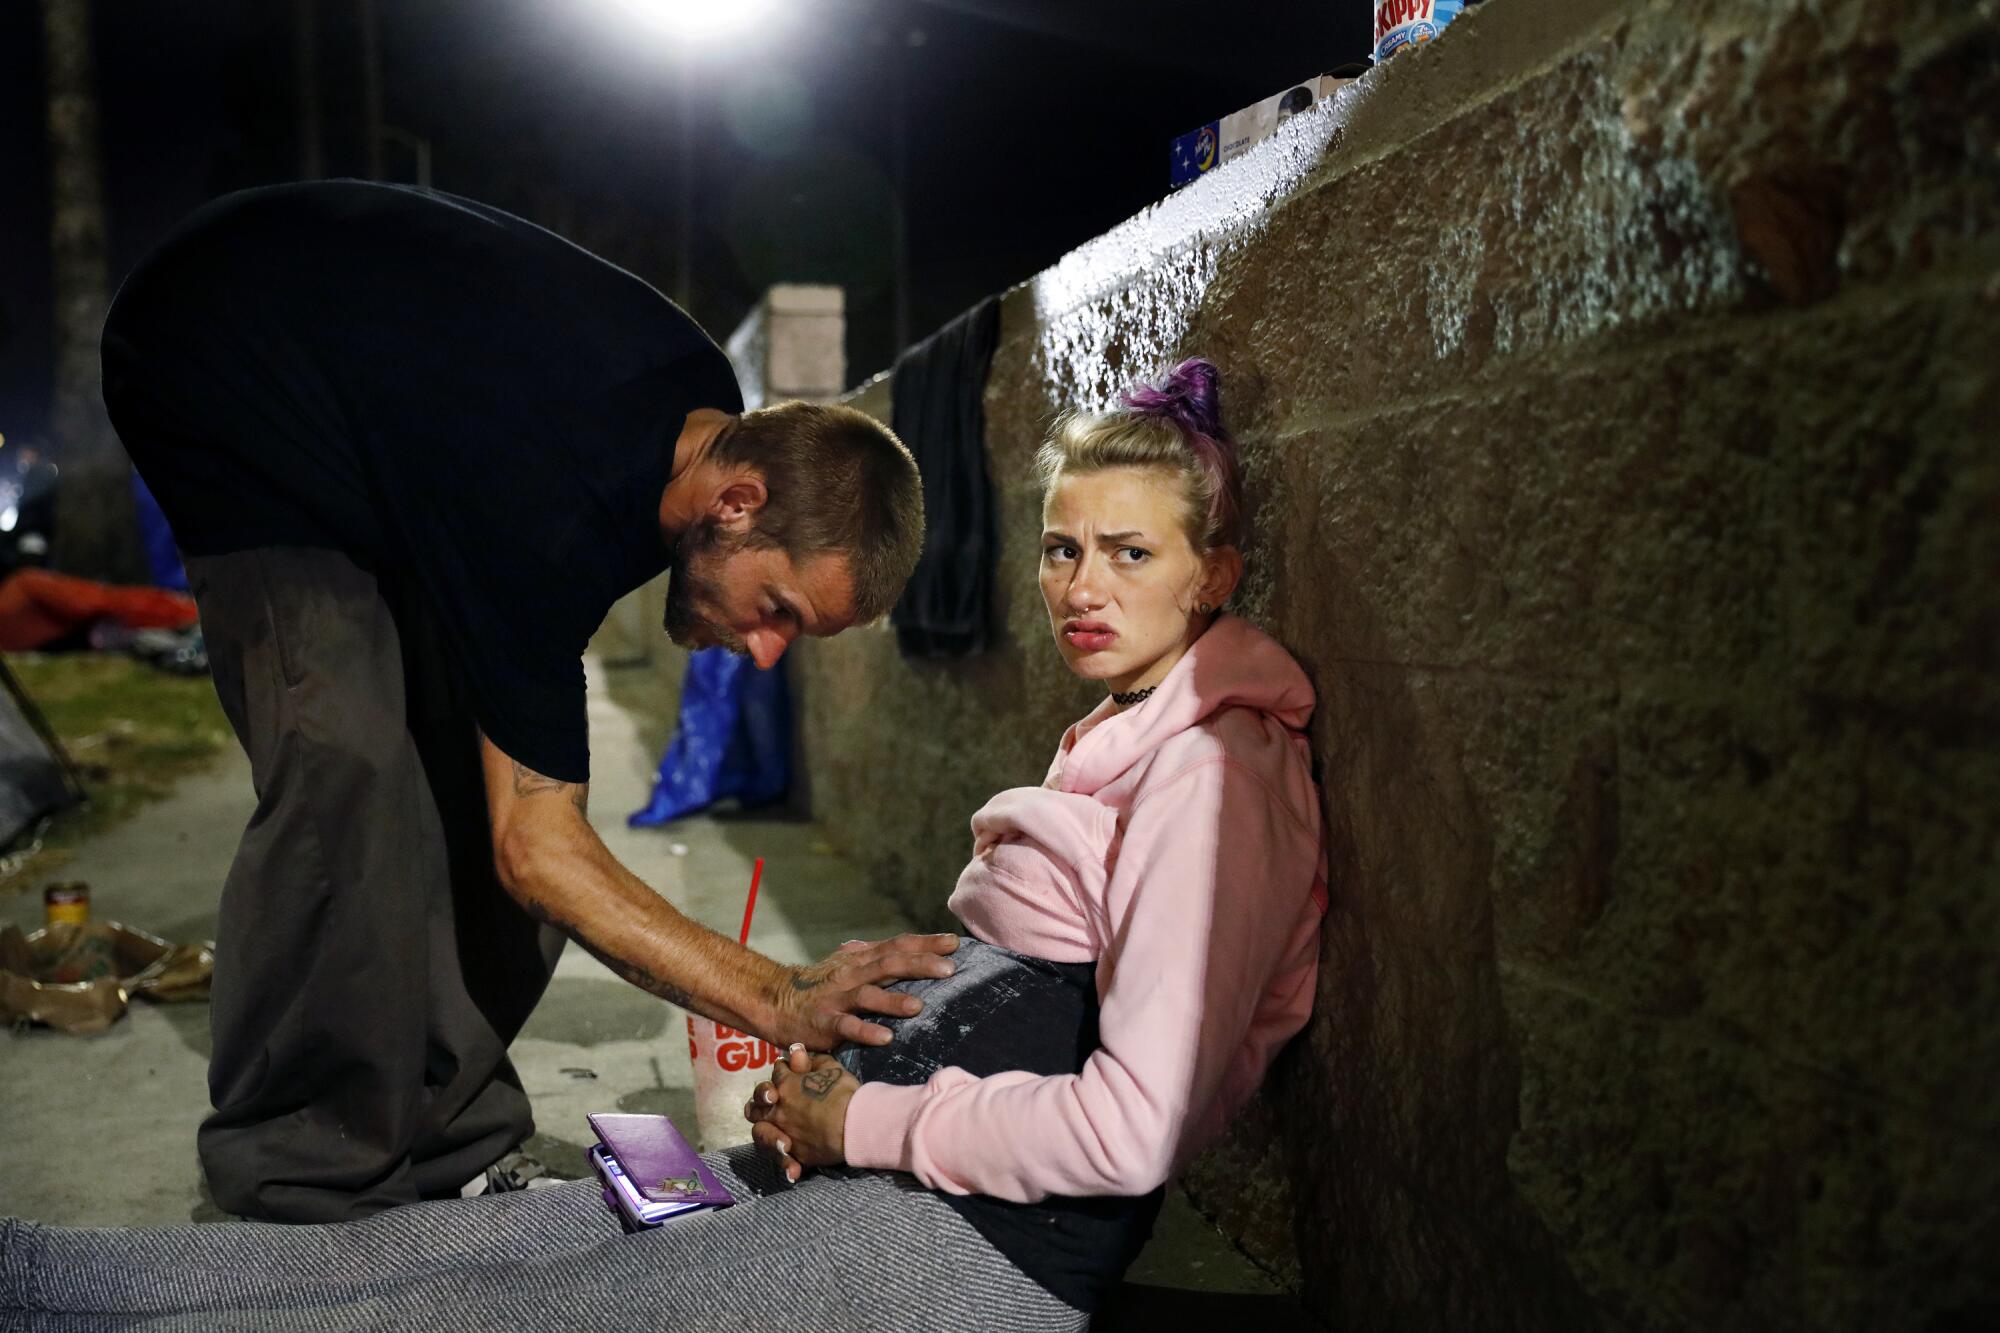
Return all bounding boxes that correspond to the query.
[770,933,962,1049]
[480,731,958,1049]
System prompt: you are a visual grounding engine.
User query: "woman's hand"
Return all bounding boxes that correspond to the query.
[744,1043,858,1182]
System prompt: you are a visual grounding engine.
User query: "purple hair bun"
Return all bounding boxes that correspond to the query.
[1120,357,1241,545]
[1121,357,1225,441]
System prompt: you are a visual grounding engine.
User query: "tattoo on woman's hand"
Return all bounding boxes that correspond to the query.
[801,1066,842,1101]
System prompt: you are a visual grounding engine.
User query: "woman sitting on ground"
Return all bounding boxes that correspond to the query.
[0,359,1326,1333]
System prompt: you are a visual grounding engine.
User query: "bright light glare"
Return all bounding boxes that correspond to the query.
[599,0,781,45]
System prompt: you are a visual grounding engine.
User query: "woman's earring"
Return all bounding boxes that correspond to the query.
[1198,601,1212,614]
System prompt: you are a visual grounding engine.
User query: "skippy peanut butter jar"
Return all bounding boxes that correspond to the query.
[1374,0,1472,62]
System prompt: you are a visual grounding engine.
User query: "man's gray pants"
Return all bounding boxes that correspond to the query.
[185,547,565,1224]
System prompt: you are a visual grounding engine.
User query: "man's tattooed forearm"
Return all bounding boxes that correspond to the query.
[519,896,696,1009]
[596,950,697,1010]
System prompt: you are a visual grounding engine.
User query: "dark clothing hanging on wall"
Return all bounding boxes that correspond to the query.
[889,296,1002,658]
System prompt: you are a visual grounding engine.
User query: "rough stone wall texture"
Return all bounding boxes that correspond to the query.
[791,0,2000,1328]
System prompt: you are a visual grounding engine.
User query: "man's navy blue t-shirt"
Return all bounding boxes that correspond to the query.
[102,181,742,783]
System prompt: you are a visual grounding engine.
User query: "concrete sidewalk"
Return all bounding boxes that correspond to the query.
[0,655,1277,1298]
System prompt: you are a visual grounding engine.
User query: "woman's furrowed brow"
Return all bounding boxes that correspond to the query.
[1042,528,1151,544]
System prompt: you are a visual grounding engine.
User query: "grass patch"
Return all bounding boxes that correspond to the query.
[2,652,233,896]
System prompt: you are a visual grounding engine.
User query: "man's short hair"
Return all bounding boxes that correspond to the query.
[710,401,924,625]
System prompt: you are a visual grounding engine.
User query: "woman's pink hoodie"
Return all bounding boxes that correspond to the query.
[843,615,1326,1201]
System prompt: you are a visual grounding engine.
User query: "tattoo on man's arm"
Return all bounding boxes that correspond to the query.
[511,761,588,816]
[511,760,566,798]
[515,896,696,1009]
[597,953,697,1011]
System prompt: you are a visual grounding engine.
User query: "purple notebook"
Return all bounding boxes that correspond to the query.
[587,1112,733,1228]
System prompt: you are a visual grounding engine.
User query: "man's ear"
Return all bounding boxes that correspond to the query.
[1198,545,1244,608]
[708,470,768,533]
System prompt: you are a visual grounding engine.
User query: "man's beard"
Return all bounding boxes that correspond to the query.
[663,521,750,656]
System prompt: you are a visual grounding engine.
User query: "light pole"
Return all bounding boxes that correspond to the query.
[594,0,786,312]
[357,0,384,180]
[887,22,925,355]
[294,0,323,179]
[675,48,694,311]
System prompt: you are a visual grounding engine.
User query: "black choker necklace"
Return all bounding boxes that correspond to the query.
[1111,686,1157,707]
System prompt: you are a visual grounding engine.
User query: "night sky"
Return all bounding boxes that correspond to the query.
[1,0,1372,447]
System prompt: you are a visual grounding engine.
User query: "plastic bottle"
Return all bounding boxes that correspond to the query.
[43,882,90,926]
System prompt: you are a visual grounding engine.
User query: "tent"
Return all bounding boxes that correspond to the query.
[0,658,83,851]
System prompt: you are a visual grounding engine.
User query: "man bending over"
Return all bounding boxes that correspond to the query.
[99,181,950,1223]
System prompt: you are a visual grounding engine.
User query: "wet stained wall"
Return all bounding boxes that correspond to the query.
[788,0,2000,1327]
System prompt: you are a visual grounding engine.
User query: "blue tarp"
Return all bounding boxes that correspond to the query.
[628,647,791,827]
[131,471,189,591]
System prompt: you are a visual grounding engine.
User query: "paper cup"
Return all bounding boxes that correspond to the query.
[686,1015,784,1151]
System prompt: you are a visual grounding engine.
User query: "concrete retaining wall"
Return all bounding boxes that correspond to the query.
[790,1,2000,1327]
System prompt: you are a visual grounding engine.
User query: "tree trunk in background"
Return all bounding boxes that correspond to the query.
[42,0,143,583]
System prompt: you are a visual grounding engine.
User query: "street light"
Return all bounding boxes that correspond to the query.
[598,0,782,45]
[590,1,790,311]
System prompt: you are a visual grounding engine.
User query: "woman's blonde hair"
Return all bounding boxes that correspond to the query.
[1034,358,1242,550]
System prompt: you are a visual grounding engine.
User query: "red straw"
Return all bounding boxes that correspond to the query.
[737,857,764,945]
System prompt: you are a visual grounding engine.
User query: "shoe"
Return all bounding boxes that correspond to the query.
[459,1149,567,1198]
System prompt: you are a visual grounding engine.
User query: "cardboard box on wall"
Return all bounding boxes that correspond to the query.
[1169,72,1357,189]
